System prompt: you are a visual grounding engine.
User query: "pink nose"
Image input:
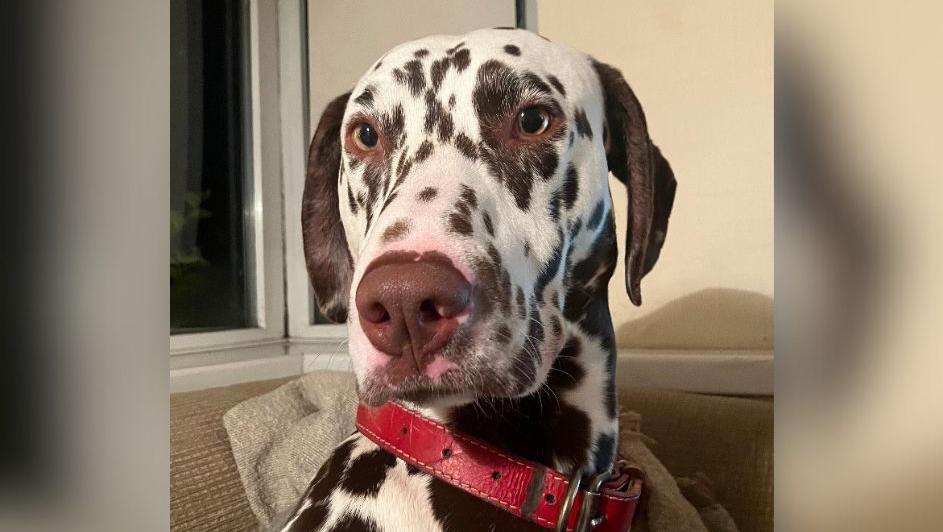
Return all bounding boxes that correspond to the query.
[355,253,471,362]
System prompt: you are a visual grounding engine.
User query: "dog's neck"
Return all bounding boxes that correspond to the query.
[414,217,620,477]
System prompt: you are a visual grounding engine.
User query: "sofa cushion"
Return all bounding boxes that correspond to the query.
[171,377,292,531]
[620,389,773,532]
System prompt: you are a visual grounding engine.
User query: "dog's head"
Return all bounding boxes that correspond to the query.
[303,28,676,406]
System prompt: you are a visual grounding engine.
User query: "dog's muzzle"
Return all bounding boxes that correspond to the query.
[356,251,471,368]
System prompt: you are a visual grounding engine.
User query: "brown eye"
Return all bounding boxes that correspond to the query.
[353,123,379,150]
[518,107,550,136]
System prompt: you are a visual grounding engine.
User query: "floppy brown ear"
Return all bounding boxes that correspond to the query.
[593,61,677,306]
[302,92,353,322]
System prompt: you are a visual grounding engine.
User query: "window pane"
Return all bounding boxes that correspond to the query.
[170,0,255,334]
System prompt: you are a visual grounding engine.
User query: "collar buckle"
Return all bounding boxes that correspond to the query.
[555,467,614,532]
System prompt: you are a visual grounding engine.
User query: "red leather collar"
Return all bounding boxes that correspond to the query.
[356,402,643,531]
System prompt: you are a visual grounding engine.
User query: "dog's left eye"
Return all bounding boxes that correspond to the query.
[518,107,551,137]
[352,123,379,151]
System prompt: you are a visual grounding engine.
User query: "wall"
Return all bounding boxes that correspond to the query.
[307,0,515,127]
[537,0,774,350]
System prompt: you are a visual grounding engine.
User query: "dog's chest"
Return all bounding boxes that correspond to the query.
[280,434,543,532]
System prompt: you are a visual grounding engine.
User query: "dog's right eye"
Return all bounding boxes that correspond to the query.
[353,123,379,150]
[518,107,551,137]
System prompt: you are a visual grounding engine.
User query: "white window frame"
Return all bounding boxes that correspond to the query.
[279,0,347,345]
[170,0,286,355]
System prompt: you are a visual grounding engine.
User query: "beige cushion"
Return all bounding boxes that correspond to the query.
[620,389,773,532]
[222,371,358,528]
[170,377,292,531]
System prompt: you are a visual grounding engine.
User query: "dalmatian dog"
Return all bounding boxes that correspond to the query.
[280,27,676,532]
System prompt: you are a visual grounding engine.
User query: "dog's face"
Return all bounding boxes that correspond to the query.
[303,28,675,407]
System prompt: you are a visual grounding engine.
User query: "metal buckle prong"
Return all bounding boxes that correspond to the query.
[555,467,613,532]
[554,471,581,532]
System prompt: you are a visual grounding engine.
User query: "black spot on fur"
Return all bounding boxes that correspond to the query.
[469,244,512,320]
[340,449,397,497]
[474,60,565,210]
[448,94,456,108]
[547,75,566,96]
[482,211,494,236]
[414,140,434,163]
[453,48,471,71]
[414,48,429,58]
[454,133,478,160]
[504,44,521,56]
[574,107,593,139]
[393,59,425,97]
[378,190,400,218]
[361,164,383,229]
[523,72,553,96]
[459,184,478,209]
[449,212,473,236]
[354,86,374,106]
[373,60,382,70]
[492,324,512,345]
[550,403,592,469]
[549,314,562,338]
[327,513,381,532]
[593,433,617,475]
[548,189,564,222]
[380,104,406,149]
[406,463,424,476]
[605,357,617,418]
[562,163,579,210]
[534,230,565,301]
[446,41,466,55]
[430,57,451,91]
[429,477,542,532]
[381,218,410,243]
[547,337,585,391]
[516,287,526,320]
[564,214,618,349]
[417,186,437,202]
[424,90,454,142]
[395,150,412,182]
[525,304,545,349]
[289,502,328,532]
[587,200,605,230]
[346,184,358,215]
[447,186,479,238]
[288,439,354,530]
[523,241,531,257]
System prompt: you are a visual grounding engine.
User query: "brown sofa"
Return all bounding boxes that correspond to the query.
[170,378,772,531]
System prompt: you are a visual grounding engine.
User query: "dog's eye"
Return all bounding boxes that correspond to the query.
[353,123,379,150]
[518,107,551,136]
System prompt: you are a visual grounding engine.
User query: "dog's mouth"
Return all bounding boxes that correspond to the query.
[355,326,559,407]
[357,368,471,407]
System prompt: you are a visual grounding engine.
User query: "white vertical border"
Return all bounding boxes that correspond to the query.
[171,0,285,353]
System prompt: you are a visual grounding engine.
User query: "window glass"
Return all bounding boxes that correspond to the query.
[170,0,255,334]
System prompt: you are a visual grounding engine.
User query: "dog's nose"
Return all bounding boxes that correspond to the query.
[356,255,471,361]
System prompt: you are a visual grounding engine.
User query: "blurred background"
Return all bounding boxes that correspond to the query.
[2,0,941,530]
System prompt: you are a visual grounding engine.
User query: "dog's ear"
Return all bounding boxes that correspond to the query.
[593,61,677,306]
[302,92,353,322]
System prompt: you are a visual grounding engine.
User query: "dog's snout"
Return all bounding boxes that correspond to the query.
[356,255,471,361]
